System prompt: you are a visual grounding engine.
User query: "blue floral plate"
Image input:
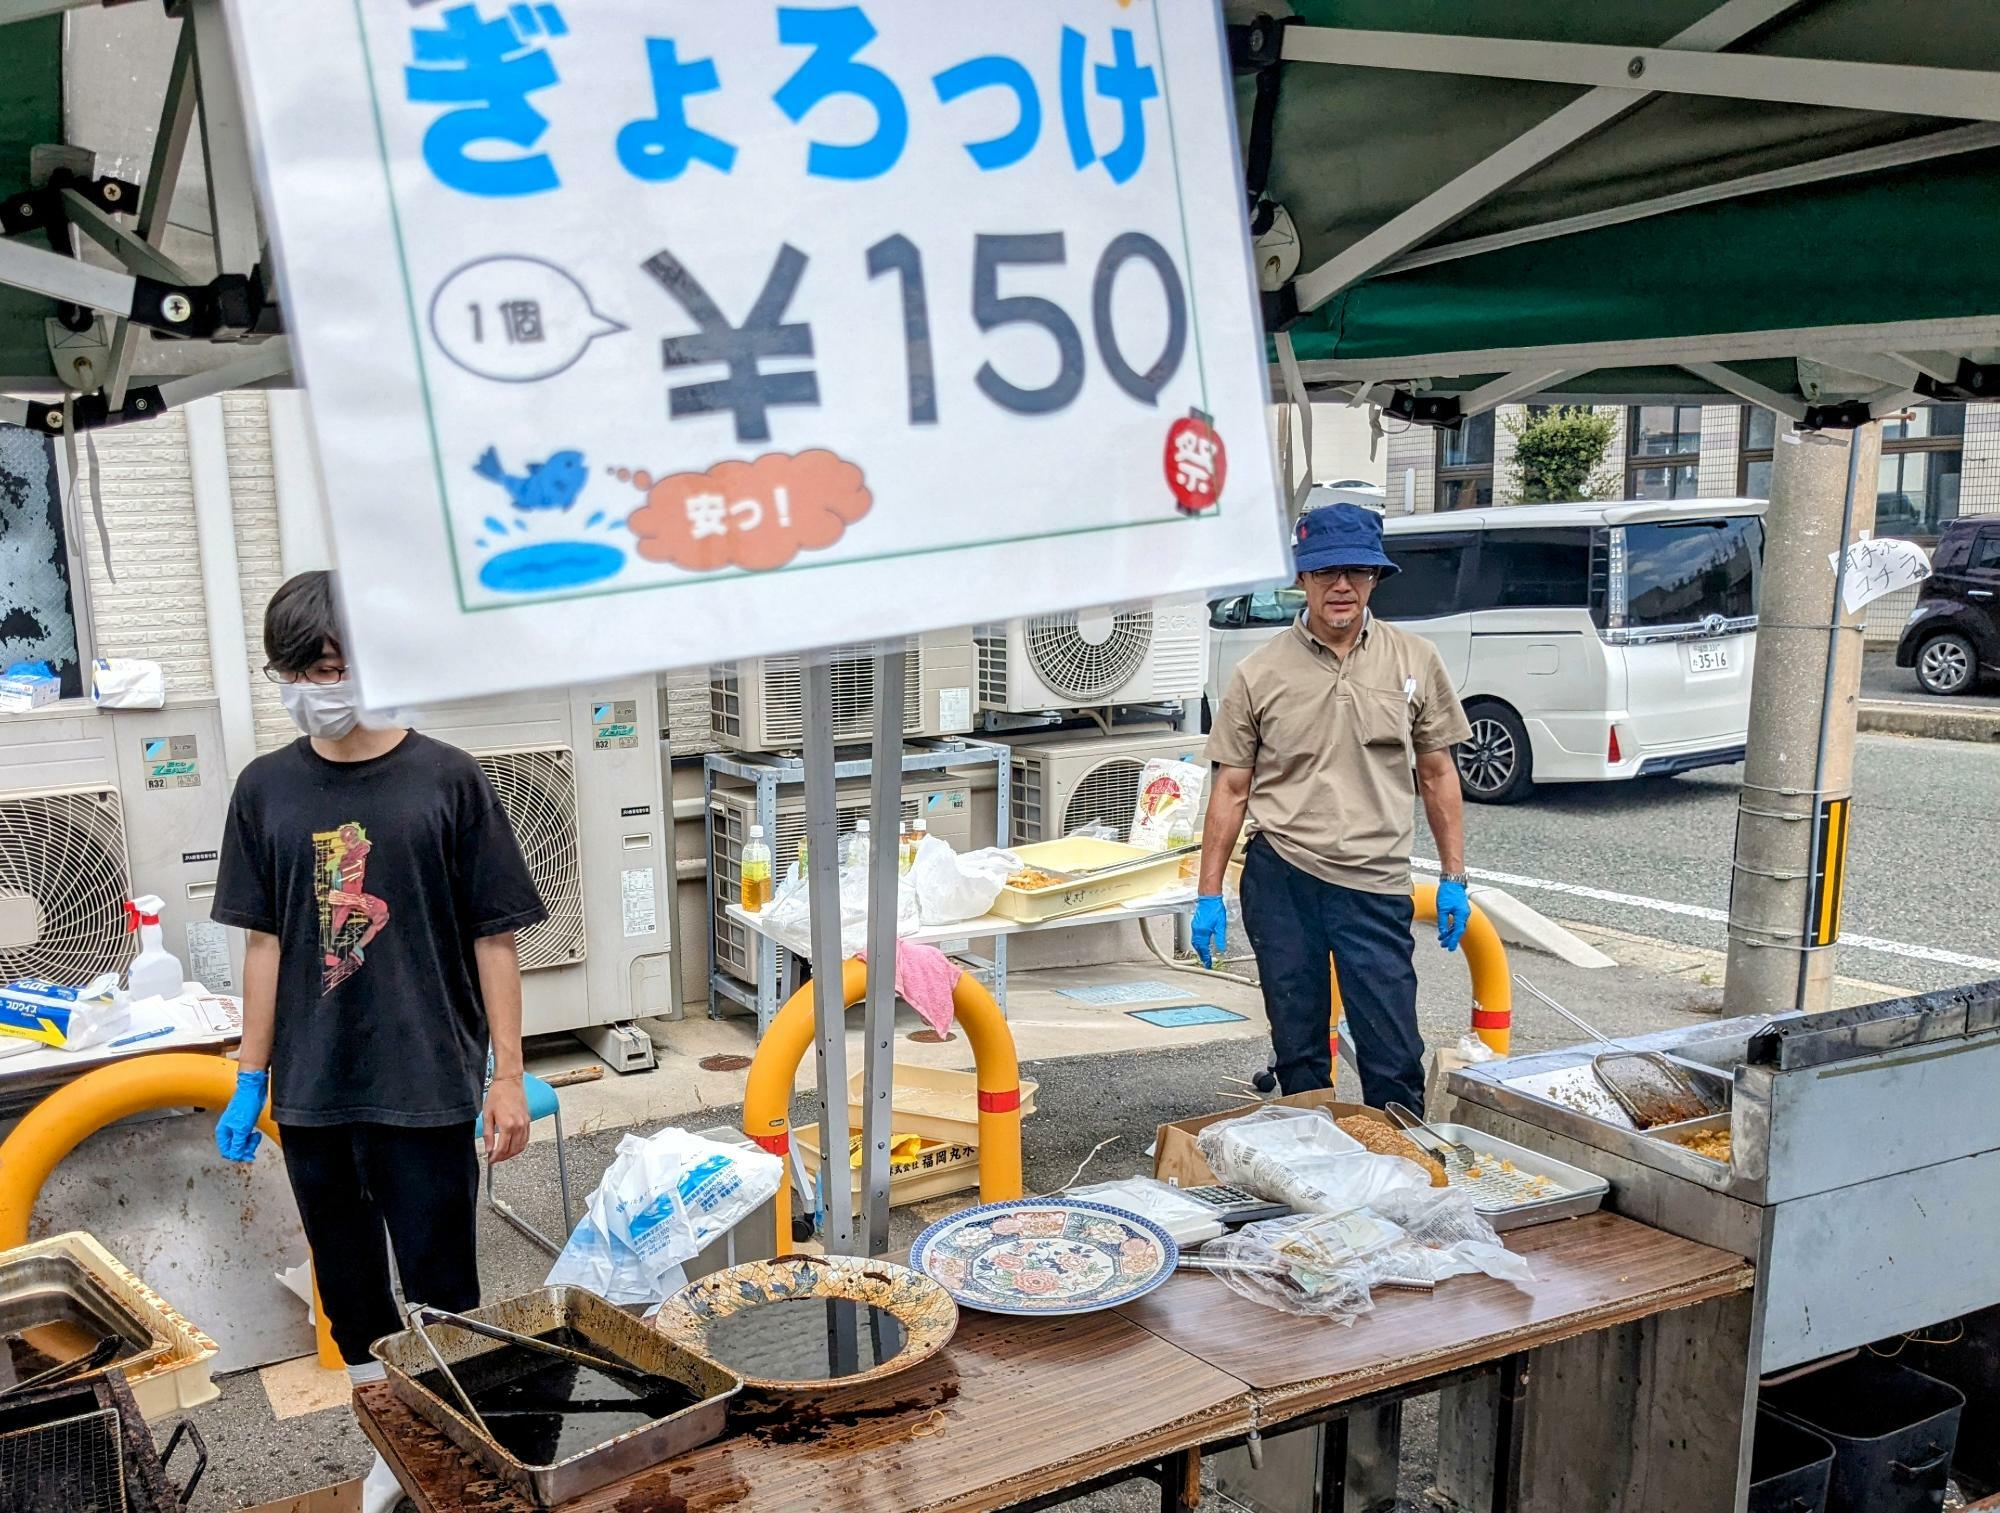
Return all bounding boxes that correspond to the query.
[909,1198,1178,1317]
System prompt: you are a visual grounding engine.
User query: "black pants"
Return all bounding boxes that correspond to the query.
[1239,836,1426,1111]
[277,1121,480,1365]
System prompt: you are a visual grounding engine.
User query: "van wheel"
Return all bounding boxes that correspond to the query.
[1456,703,1533,804]
[1915,632,1977,696]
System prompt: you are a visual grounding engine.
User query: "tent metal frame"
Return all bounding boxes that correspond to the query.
[1254,0,2000,423]
[0,0,287,427]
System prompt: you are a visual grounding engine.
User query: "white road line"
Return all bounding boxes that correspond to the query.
[1412,857,2000,973]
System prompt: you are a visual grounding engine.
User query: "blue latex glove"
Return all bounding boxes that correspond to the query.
[1437,878,1471,953]
[215,1068,269,1163]
[1192,894,1228,968]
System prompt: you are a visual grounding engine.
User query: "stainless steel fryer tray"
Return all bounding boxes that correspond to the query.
[372,1285,742,1507]
[1424,1123,1610,1231]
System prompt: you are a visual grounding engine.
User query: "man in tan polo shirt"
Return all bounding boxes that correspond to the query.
[1194,500,1472,1110]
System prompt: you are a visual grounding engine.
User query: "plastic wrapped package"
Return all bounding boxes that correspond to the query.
[1068,1176,1226,1247]
[1128,758,1207,850]
[761,850,921,958]
[546,1128,783,1307]
[1201,1187,1534,1323]
[1196,1104,1434,1214]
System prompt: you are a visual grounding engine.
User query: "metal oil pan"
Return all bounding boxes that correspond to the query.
[0,1253,171,1386]
[372,1285,742,1507]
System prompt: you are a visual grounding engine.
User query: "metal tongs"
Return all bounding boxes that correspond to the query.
[0,1334,121,1402]
[1385,1101,1474,1165]
[1513,975,1716,1129]
[408,1304,648,1380]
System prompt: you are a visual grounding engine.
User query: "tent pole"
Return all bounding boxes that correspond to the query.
[1723,421,1881,1017]
[801,657,855,1254]
[858,647,906,1258]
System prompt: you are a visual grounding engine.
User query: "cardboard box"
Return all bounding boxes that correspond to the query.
[246,1482,360,1513]
[1153,1090,1387,1188]
[0,668,59,712]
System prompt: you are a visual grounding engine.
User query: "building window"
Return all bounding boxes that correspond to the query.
[1738,407,1777,498]
[1876,404,1964,540]
[1626,405,1701,500]
[0,426,82,697]
[1435,411,1494,510]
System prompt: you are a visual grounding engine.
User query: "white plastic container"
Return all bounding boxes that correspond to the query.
[124,895,185,1001]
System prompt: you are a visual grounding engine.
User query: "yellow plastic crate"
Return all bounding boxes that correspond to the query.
[843,1064,1038,1147]
[990,837,1187,923]
[793,1126,982,1207]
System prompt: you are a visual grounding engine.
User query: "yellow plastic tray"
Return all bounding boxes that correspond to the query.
[843,1065,1039,1147]
[991,838,1187,923]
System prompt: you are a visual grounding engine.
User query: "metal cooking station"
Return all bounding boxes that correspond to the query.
[1439,978,2000,1509]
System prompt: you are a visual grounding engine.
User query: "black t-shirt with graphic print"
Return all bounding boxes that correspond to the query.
[213,732,546,1128]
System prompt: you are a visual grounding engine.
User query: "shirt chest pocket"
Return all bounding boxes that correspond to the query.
[1344,683,1412,752]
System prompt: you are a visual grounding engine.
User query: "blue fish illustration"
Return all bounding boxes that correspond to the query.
[473,446,589,512]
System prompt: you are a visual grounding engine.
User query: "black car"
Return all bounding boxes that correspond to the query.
[1896,517,2000,695]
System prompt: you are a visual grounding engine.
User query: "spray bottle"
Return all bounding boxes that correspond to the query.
[124,896,185,1001]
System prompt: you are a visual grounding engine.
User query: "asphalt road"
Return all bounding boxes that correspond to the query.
[1421,730,2000,994]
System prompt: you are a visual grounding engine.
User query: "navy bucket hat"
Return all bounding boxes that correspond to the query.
[1293,501,1400,578]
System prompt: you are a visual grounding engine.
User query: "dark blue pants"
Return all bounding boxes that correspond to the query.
[1239,835,1426,1111]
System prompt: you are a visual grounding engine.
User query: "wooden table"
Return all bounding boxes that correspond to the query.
[357,1308,1252,1513]
[355,1212,1751,1513]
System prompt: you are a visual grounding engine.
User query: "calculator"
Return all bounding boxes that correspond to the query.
[1176,1184,1292,1227]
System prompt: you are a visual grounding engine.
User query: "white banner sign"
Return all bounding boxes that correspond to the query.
[226,0,1288,705]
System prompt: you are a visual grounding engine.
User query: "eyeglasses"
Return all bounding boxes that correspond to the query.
[1308,567,1381,586]
[263,662,348,686]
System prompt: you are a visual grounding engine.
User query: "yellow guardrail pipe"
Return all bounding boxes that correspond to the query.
[1328,884,1511,1055]
[743,958,1025,1249]
[0,1052,343,1369]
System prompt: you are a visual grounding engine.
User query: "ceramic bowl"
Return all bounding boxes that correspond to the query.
[652,1255,958,1393]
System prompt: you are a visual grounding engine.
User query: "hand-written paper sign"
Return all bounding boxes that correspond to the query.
[1830,537,1932,615]
[225,0,1287,705]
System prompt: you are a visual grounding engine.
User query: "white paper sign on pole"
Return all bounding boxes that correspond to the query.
[223,0,1289,705]
[1829,536,1932,615]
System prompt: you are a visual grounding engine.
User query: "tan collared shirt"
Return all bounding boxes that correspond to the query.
[1208,615,1471,894]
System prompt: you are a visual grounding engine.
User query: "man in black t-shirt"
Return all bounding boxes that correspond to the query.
[212,571,544,1511]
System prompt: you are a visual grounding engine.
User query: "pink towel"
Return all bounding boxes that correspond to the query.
[856,942,963,1037]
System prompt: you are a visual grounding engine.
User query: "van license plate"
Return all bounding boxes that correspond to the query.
[1688,645,1730,674]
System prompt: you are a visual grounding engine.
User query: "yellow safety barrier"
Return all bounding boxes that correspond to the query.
[743,958,1024,1250]
[1327,883,1512,1056]
[0,1053,344,1370]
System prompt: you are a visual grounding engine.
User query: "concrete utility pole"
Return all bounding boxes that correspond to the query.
[1724,420,1882,1017]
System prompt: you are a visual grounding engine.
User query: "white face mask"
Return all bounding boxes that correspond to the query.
[279,679,403,740]
[280,679,360,739]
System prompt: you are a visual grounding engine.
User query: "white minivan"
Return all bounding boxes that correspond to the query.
[1206,500,1765,803]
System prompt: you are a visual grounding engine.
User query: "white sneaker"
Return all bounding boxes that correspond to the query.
[361,1451,406,1513]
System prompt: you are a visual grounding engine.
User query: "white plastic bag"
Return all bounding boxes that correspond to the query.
[910,835,1020,925]
[546,1128,782,1307]
[90,658,165,709]
[1129,758,1207,850]
[761,849,920,958]
[1196,1104,1433,1214]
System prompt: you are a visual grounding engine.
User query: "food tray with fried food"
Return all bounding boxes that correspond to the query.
[1649,1116,1733,1166]
[989,838,1187,922]
[1417,1123,1609,1232]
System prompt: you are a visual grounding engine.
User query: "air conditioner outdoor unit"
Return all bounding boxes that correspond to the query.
[976,598,1208,714]
[708,775,977,988]
[409,682,673,1065]
[1007,730,1208,845]
[0,700,239,994]
[709,631,976,752]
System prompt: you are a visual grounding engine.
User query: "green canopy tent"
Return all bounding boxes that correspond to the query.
[1233,0,2000,425]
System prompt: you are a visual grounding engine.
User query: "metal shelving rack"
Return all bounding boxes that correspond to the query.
[703,737,1013,1033]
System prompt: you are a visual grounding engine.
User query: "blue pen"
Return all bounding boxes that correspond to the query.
[108,1025,175,1049]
